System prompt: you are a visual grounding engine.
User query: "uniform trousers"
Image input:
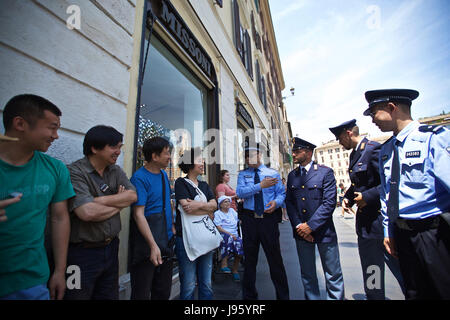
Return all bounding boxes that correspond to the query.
[240,211,289,300]
[394,215,450,300]
[294,239,345,300]
[357,237,405,299]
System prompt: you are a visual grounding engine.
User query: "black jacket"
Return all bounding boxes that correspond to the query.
[345,137,384,239]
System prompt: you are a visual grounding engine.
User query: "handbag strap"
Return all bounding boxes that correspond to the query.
[183,178,207,202]
[160,170,168,235]
[161,169,166,213]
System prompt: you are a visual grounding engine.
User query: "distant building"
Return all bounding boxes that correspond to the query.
[418,112,450,128]
[314,140,352,188]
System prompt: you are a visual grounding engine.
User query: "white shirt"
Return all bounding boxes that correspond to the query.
[213,208,239,237]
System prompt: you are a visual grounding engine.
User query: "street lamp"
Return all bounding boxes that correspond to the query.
[282,87,295,100]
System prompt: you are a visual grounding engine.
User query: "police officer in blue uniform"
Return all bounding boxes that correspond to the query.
[364,88,450,299]
[286,137,345,300]
[236,143,289,300]
[329,119,404,299]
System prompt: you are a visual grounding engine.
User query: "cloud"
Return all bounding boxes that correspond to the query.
[273,0,308,23]
[272,0,449,146]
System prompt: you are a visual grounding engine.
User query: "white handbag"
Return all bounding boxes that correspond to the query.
[178,178,222,261]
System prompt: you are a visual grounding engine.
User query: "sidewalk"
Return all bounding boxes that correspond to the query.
[212,207,404,300]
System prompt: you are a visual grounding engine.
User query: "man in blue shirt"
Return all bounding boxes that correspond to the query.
[236,143,289,300]
[129,137,175,300]
[365,88,450,299]
[286,137,345,300]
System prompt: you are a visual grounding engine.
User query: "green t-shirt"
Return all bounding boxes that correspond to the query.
[0,151,75,297]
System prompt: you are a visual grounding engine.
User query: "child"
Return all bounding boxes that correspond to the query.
[213,196,243,281]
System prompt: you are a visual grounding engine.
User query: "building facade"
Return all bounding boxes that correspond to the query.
[0,0,292,298]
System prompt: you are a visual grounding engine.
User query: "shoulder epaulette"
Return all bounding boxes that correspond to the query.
[418,124,445,134]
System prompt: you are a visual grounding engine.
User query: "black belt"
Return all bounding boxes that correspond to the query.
[395,215,441,232]
[241,208,269,219]
[70,237,116,249]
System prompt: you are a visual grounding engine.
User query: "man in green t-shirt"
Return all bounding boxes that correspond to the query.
[0,133,20,223]
[0,94,75,300]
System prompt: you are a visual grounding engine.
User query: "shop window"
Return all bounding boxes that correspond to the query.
[136,35,208,184]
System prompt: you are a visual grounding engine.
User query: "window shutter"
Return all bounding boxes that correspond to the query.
[233,0,241,55]
[262,76,267,111]
[256,60,261,99]
[245,30,253,80]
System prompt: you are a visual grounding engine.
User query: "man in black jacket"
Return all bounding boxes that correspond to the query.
[329,119,404,300]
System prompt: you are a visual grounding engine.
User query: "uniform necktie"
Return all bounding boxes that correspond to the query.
[300,167,307,184]
[254,168,264,216]
[387,140,400,224]
[350,149,355,162]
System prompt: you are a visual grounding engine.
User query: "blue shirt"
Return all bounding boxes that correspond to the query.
[130,167,173,239]
[236,164,286,211]
[379,121,450,237]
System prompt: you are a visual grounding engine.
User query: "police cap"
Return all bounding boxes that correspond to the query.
[329,119,357,140]
[292,137,316,151]
[243,140,260,153]
[363,89,419,116]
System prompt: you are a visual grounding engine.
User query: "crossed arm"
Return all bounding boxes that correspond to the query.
[179,198,217,217]
[69,168,137,222]
[74,187,137,222]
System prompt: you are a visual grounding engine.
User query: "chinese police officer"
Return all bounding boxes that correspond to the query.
[236,143,289,300]
[364,88,450,299]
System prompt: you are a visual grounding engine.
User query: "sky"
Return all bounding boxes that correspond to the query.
[268,0,450,146]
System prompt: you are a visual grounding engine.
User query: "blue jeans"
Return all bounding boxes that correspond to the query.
[175,236,213,300]
[0,284,49,300]
[295,239,345,300]
[64,238,119,300]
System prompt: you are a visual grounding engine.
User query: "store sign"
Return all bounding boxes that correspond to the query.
[237,102,254,128]
[155,0,213,79]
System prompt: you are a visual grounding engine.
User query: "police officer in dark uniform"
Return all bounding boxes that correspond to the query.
[364,88,450,299]
[236,143,289,300]
[329,119,404,300]
[286,137,344,300]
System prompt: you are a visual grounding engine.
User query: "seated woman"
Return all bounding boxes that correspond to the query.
[213,196,243,281]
